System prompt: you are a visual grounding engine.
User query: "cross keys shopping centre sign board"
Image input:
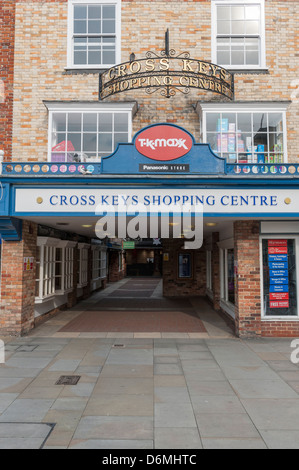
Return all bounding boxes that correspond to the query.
[99,31,234,101]
[100,54,234,100]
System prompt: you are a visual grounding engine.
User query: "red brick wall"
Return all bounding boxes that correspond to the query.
[0,0,15,161]
[234,221,262,338]
[162,239,206,297]
[108,250,126,282]
[261,321,299,337]
[0,221,37,336]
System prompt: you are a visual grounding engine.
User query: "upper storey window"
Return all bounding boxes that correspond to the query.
[211,0,266,70]
[67,0,121,69]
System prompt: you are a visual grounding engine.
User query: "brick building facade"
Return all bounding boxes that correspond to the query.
[1,0,299,337]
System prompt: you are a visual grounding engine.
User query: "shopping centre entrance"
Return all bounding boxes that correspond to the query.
[2,123,299,338]
[46,274,233,338]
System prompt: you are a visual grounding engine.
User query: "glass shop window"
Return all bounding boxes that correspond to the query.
[221,248,235,306]
[50,111,129,163]
[262,239,297,317]
[204,111,285,164]
[178,253,192,279]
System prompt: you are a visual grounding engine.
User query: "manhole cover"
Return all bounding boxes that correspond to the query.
[55,375,81,385]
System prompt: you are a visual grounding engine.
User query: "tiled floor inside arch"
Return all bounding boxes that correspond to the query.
[59,278,208,334]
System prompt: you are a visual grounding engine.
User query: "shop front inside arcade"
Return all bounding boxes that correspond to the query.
[1,123,299,338]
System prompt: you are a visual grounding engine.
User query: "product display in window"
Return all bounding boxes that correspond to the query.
[262,239,297,316]
[206,112,284,164]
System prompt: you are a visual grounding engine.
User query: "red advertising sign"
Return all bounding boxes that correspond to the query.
[270,292,289,301]
[270,301,289,309]
[268,240,288,247]
[268,247,288,254]
[135,124,193,161]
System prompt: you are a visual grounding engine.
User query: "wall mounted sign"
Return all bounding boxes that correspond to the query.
[135,124,193,161]
[99,30,234,100]
[123,241,135,249]
[101,123,226,175]
[23,257,34,271]
[268,240,290,309]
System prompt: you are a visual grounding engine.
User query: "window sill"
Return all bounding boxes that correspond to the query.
[77,283,88,289]
[64,67,109,75]
[229,68,269,75]
[262,317,299,321]
[35,295,56,304]
[56,288,73,295]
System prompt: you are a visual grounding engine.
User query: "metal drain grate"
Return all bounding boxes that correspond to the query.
[55,375,81,385]
[112,344,125,348]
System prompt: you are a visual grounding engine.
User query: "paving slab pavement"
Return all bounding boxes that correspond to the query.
[0,334,298,449]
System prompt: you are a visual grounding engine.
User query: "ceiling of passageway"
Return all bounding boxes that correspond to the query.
[20,216,298,242]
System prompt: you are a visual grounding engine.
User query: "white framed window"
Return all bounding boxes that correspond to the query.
[92,246,107,280]
[260,235,299,320]
[55,241,76,293]
[36,239,57,301]
[219,238,235,318]
[78,243,90,287]
[45,102,137,163]
[198,102,289,164]
[35,238,77,302]
[67,0,121,69]
[211,0,266,70]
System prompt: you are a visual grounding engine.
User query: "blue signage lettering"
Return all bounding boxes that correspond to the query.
[206,196,214,205]
[270,284,289,293]
[270,277,289,285]
[270,270,289,277]
[70,196,79,205]
[269,262,289,269]
[221,195,229,206]
[268,255,288,262]
[50,195,58,205]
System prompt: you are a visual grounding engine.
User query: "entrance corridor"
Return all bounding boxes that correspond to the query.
[30,278,235,339]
